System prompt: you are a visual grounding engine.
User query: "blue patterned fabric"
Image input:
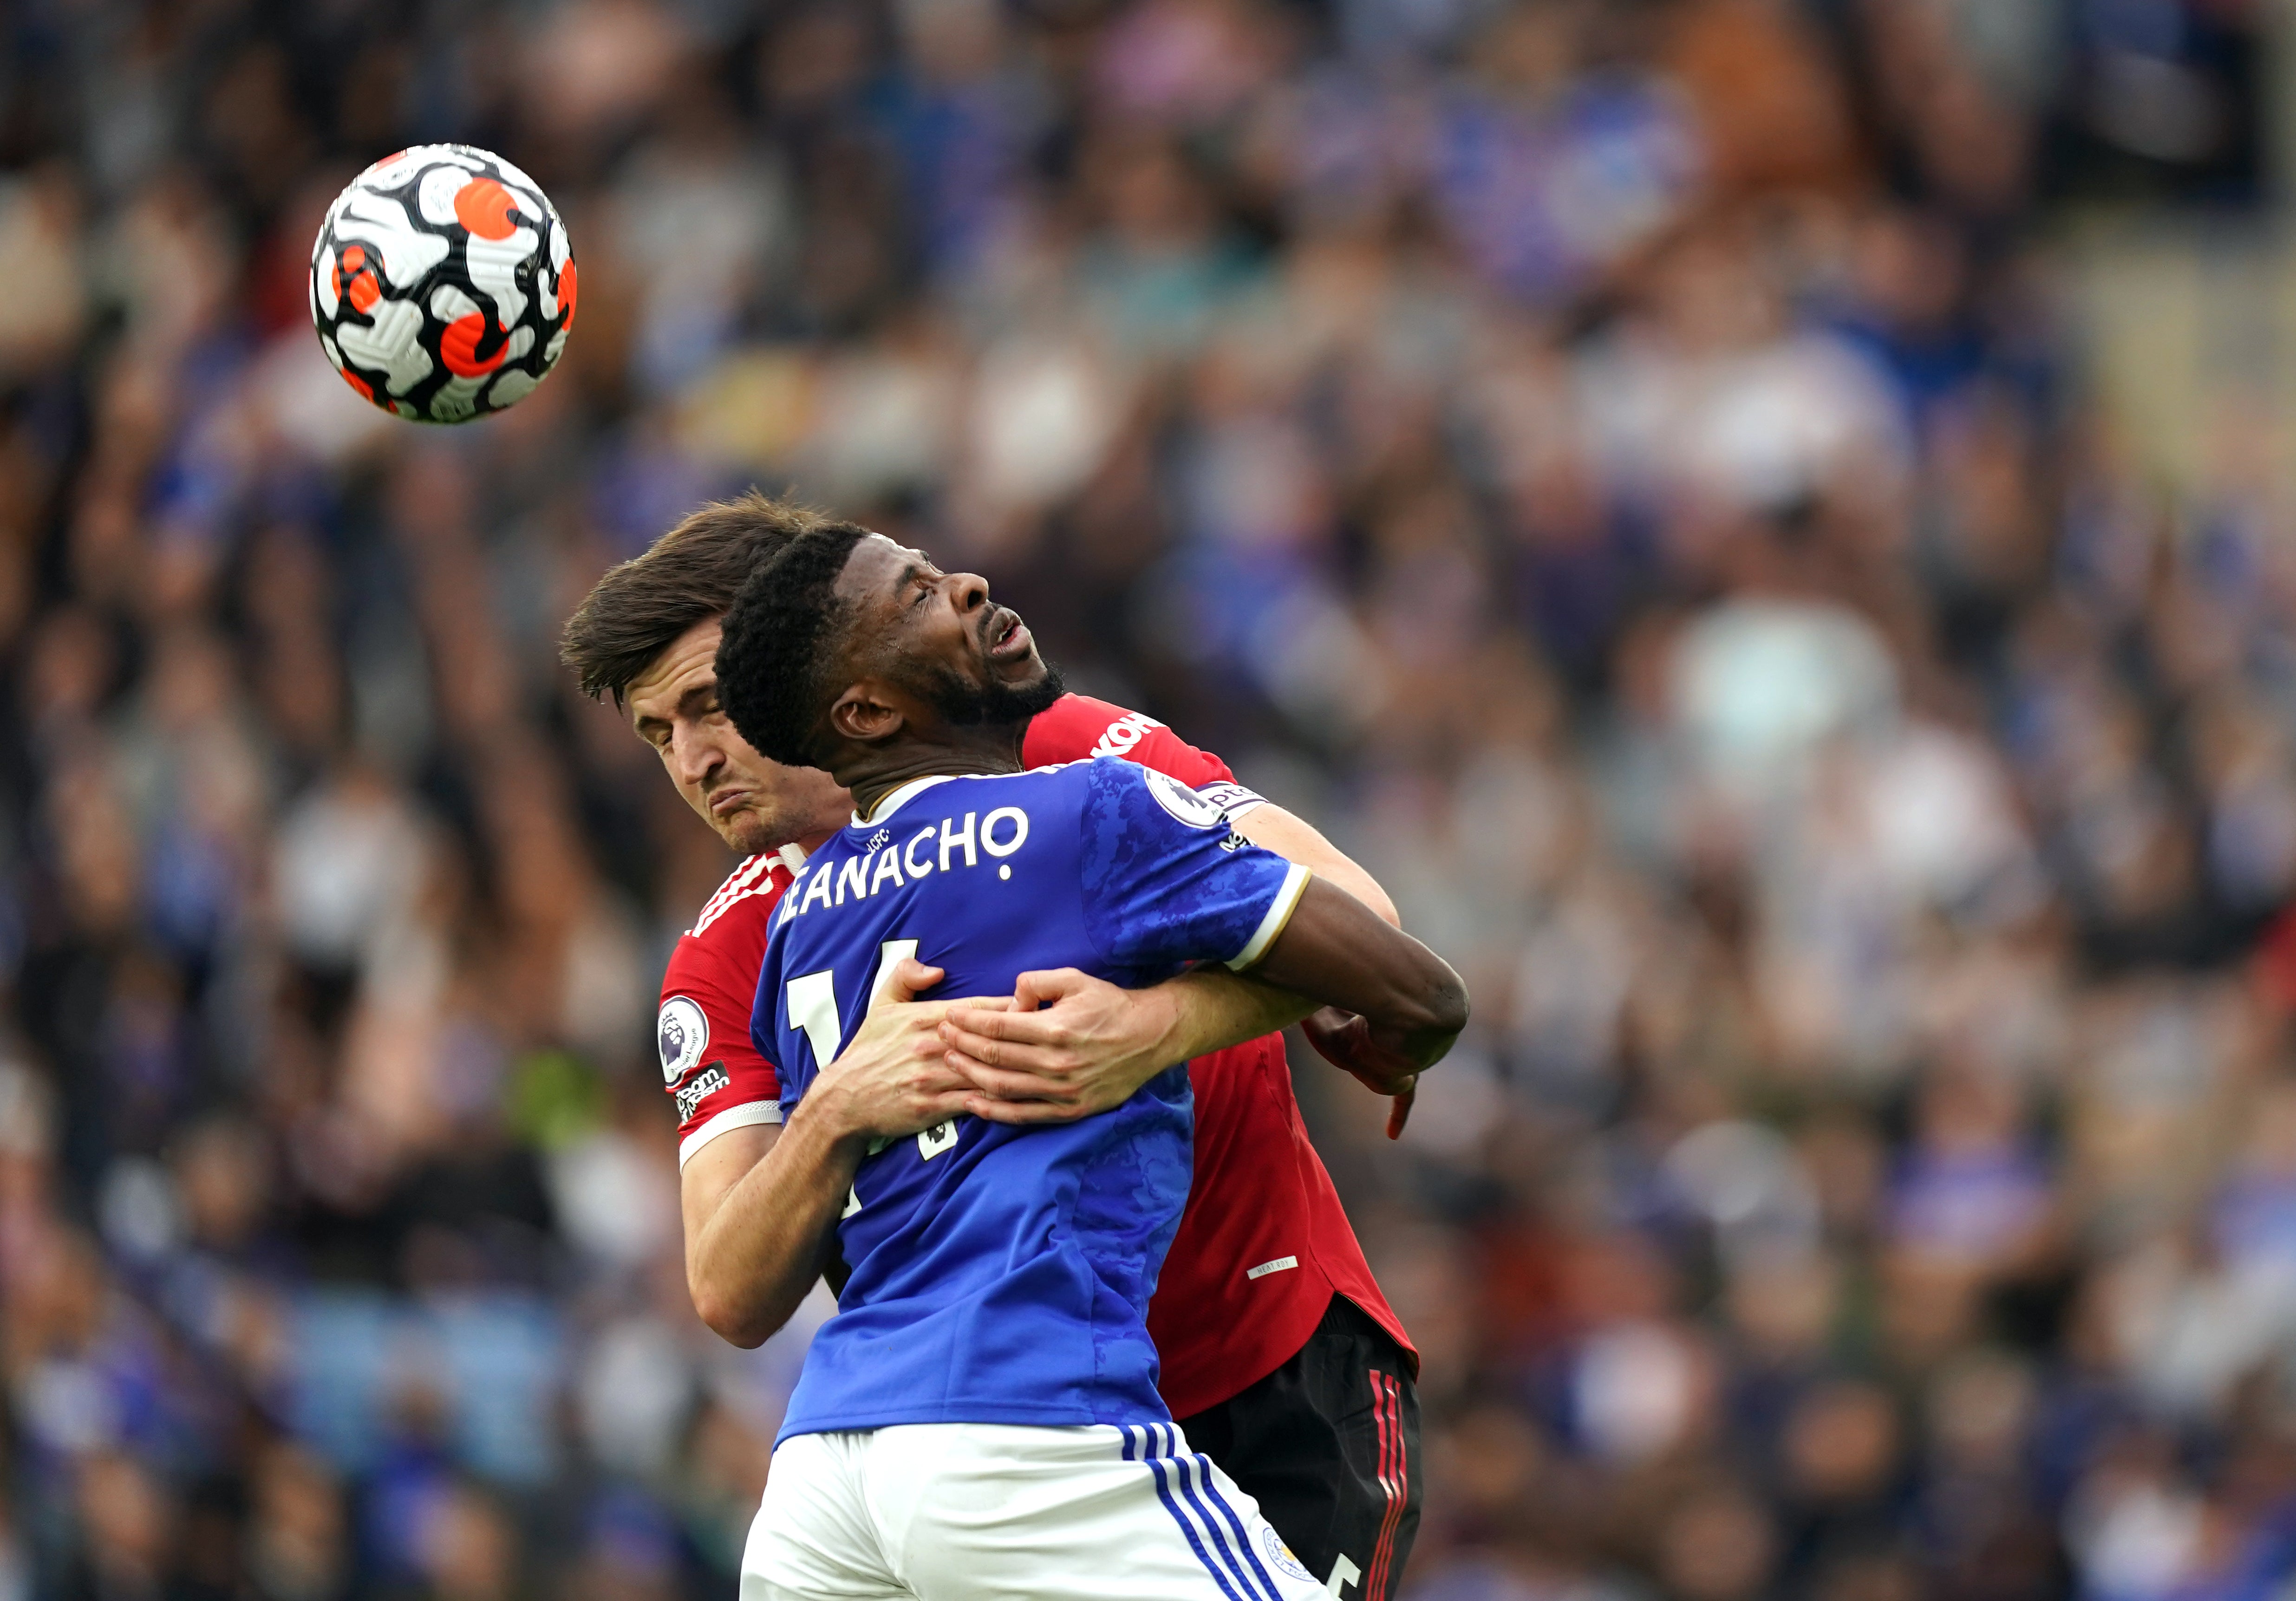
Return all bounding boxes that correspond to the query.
[753,759,1306,1443]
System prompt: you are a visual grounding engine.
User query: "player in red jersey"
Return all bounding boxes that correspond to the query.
[561,495,1423,1597]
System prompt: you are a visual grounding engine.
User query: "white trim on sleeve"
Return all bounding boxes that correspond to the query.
[1226,861,1311,972]
[678,1100,784,1168]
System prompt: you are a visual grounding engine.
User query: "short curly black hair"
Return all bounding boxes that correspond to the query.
[715,522,871,768]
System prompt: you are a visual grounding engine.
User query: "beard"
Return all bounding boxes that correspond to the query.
[715,787,816,857]
[920,656,1067,729]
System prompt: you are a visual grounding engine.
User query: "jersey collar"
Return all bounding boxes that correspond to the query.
[851,773,958,828]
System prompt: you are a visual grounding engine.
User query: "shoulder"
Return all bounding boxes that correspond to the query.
[668,855,794,988]
[1024,694,1165,763]
[1025,693,1239,788]
[658,856,794,1141]
[688,852,798,940]
[1078,756,1237,837]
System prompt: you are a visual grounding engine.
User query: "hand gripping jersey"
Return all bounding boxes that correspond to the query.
[657,695,1414,1418]
[757,760,1309,1440]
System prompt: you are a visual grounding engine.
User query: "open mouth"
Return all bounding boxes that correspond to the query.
[985,609,1031,661]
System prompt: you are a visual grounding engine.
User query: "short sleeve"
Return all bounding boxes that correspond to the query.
[1077,761,1310,975]
[660,931,785,1169]
[1024,695,1267,819]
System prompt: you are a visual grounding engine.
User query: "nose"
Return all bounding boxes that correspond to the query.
[670,722,722,788]
[946,570,990,612]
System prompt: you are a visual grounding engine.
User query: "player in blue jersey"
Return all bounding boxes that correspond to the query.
[711,524,1468,1601]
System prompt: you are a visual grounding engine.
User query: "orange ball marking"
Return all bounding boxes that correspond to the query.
[346,270,381,313]
[558,260,577,328]
[341,244,366,272]
[339,369,374,403]
[453,177,521,241]
[440,312,507,377]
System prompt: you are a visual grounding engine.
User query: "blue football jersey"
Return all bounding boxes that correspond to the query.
[753,758,1310,1443]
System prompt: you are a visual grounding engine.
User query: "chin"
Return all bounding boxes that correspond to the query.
[718,812,781,857]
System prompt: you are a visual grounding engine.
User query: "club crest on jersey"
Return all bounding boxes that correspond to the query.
[658,996,709,1085]
[1142,768,1226,830]
[1261,1527,1314,1583]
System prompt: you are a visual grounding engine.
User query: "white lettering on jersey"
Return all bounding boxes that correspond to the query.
[789,940,964,1215]
[904,827,939,878]
[781,810,1030,921]
[981,807,1029,857]
[674,1065,729,1122]
[1091,711,1163,756]
[939,812,976,871]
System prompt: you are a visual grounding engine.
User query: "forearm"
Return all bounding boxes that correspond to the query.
[1252,879,1469,1067]
[1158,967,1316,1060]
[687,1107,861,1347]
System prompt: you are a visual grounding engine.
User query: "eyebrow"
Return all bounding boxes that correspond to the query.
[632,681,718,735]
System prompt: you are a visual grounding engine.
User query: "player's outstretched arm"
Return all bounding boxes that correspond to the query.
[1248,878,1468,1072]
[1226,805,1432,1131]
[938,883,1464,1134]
[936,798,1406,1125]
[937,965,1316,1126]
[683,959,979,1347]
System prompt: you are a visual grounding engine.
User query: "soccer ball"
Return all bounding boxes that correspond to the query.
[310,144,576,424]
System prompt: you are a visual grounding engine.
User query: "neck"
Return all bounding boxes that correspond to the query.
[842,722,1028,820]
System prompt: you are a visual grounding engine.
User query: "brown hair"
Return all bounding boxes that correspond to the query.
[559,490,833,705]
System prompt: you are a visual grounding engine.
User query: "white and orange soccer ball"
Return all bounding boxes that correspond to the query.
[310,144,575,423]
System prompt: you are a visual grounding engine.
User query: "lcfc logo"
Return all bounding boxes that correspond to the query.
[658,996,709,1086]
[1260,1527,1312,1583]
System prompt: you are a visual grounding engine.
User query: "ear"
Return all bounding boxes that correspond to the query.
[828,678,905,745]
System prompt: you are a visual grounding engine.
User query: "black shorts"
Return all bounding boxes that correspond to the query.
[1177,1294,1422,1601]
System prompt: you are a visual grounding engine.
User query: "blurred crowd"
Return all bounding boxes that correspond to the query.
[0,0,2292,1597]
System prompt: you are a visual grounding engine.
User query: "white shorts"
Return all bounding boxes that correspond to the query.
[741,1421,1329,1601]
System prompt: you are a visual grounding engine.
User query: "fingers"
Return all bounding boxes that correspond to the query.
[1302,1011,1369,1074]
[939,1007,1077,1050]
[961,1092,1093,1126]
[943,1056,1079,1102]
[940,1027,1077,1079]
[1385,1083,1416,1141]
[842,1006,952,1053]
[871,957,946,1010]
[917,1090,976,1125]
[1012,968,1110,1013]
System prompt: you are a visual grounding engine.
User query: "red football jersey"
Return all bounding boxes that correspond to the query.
[658,692,1414,1416]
